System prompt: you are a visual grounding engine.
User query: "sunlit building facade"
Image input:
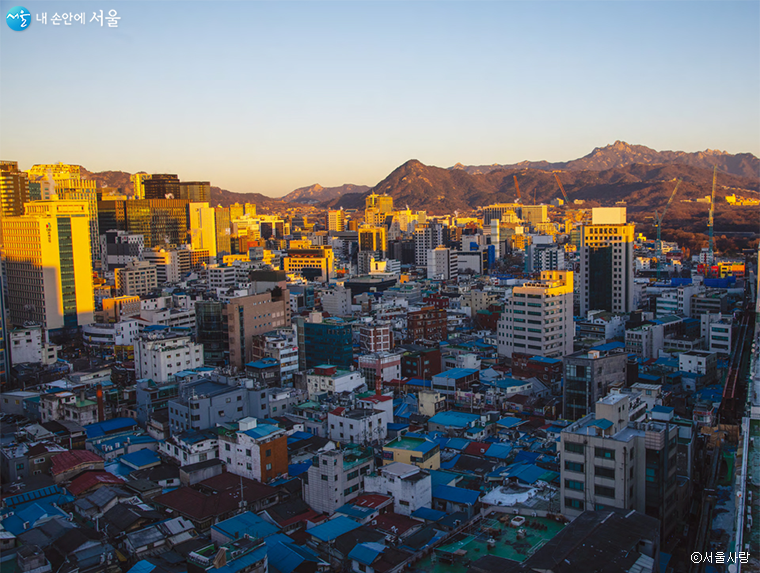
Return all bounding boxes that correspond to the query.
[4,200,94,330]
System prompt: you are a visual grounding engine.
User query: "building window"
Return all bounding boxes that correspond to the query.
[564,442,583,454]
[594,485,616,498]
[266,449,272,457]
[225,443,231,451]
[564,479,584,491]
[564,498,583,510]
[321,475,328,481]
[266,463,272,470]
[594,447,615,460]
[595,466,615,479]
[564,461,584,473]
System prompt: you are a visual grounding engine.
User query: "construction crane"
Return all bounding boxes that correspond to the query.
[707,166,717,265]
[653,179,682,280]
[553,172,570,205]
[513,175,522,203]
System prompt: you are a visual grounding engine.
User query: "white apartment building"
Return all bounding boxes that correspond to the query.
[142,249,185,284]
[208,265,238,289]
[414,224,442,266]
[306,366,365,399]
[218,417,288,483]
[304,447,375,514]
[321,287,352,317]
[364,462,432,516]
[159,429,219,466]
[579,208,635,316]
[625,324,665,361]
[497,271,574,359]
[8,326,59,366]
[328,406,387,445]
[83,319,140,348]
[427,246,458,280]
[678,350,718,378]
[135,333,203,382]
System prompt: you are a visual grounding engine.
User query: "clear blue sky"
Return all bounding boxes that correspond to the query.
[1,1,758,197]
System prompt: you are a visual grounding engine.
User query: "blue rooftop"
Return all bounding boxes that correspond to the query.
[591,341,626,352]
[120,449,161,470]
[84,417,138,438]
[265,534,325,573]
[432,485,480,505]
[308,516,361,541]
[428,411,480,428]
[411,507,447,522]
[496,416,524,429]
[652,405,674,414]
[434,368,478,380]
[349,542,385,566]
[244,424,282,440]
[336,504,376,520]
[246,357,280,369]
[211,511,280,541]
[590,419,613,430]
[529,356,562,364]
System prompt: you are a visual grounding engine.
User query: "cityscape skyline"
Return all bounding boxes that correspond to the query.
[1,1,759,196]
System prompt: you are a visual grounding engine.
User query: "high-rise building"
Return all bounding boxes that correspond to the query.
[187,202,217,258]
[358,225,387,256]
[143,174,180,200]
[328,209,346,232]
[55,177,100,268]
[426,246,458,280]
[115,260,159,296]
[124,199,189,249]
[579,208,635,316]
[179,181,210,202]
[0,272,8,386]
[304,319,353,369]
[195,301,227,366]
[497,270,574,359]
[0,161,30,247]
[224,290,291,369]
[482,203,519,225]
[526,243,566,273]
[4,200,94,330]
[364,193,393,226]
[130,173,150,199]
[521,205,548,226]
[414,223,443,266]
[100,230,144,272]
[215,206,231,255]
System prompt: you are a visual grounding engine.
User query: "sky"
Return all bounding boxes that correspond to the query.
[1,1,759,197]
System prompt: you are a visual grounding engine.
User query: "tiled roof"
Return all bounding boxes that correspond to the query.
[50,450,103,476]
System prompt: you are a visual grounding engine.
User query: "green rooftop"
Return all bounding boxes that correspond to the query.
[415,515,565,573]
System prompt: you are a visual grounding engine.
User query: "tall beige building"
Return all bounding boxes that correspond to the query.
[497,270,574,358]
[4,200,94,329]
[328,209,346,232]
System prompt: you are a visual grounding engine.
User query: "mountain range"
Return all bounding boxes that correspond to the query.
[450,140,759,179]
[78,141,759,235]
[282,183,371,204]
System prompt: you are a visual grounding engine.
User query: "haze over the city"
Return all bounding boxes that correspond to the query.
[1,0,758,195]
